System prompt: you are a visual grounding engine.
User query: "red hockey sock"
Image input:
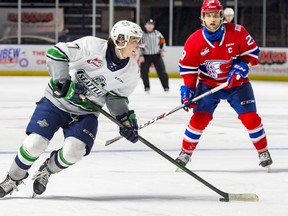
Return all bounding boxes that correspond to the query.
[238,112,268,152]
[182,112,212,153]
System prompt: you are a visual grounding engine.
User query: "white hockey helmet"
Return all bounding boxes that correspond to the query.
[224,8,234,16]
[110,20,143,49]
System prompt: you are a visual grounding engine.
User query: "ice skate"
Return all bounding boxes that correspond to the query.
[175,151,191,172]
[0,173,28,198]
[144,87,150,94]
[32,158,53,198]
[258,150,273,172]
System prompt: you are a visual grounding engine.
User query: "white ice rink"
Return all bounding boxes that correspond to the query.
[0,76,288,216]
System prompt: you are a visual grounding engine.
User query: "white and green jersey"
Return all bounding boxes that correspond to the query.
[45,36,140,117]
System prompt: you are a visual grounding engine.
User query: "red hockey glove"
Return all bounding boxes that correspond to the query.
[227,62,249,88]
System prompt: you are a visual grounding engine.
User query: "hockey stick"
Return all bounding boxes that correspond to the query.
[104,82,229,146]
[79,94,259,202]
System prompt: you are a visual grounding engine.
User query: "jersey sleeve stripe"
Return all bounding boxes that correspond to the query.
[178,63,198,70]
[240,47,260,58]
[179,65,198,75]
[46,46,70,62]
[180,71,198,75]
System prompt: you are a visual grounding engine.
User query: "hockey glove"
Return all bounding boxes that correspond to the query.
[227,62,249,88]
[180,85,196,111]
[52,78,87,102]
[116,110,139,143]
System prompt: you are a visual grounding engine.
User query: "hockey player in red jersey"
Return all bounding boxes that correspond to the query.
[176,0,272,170]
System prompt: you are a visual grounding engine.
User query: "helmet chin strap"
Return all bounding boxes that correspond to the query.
[114,41,128,59]
[117,48,126,59]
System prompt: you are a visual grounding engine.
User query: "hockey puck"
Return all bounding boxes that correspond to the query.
[219,197,229,202]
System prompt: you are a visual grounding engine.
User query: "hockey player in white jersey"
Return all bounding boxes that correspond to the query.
[0,20,143,198]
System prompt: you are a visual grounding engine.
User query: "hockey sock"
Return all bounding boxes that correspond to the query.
[238,112,268,152]
[182,112,212,154]
[47,149,73,173]
[8,145,38,180]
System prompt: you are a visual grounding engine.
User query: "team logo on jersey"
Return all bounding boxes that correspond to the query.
[200,47,210,56]
[75,70,107,97]
[205,59,232,78]
[93,75,106,88]
[87,58,103,68]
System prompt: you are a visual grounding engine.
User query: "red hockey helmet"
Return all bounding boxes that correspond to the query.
[201,0,224,18]
[200,0,224,29]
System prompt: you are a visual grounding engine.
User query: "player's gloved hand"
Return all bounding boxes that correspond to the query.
[116,110,139,143]
[53,78,87,102]
[227,62,249,88]
[180,85,196,111]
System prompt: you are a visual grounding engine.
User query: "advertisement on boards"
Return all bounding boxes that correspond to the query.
[0,8,64,37]
[0,46,287,80]
[0,45,50,74]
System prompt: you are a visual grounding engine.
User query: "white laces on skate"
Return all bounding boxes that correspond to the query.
[32,168,51,187]
[0,176,19,194]
[177,152,191,164]
[175,152,192,172]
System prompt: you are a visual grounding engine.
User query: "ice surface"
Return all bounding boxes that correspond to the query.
[0,77,287,216]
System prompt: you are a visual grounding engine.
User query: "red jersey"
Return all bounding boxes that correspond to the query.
[179,23,260,88]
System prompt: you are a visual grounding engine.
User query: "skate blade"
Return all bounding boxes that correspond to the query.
[265,165,271,173]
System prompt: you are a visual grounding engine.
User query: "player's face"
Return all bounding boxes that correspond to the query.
[203,12,222,32]
[224,15,234,23]
[122,36,141,58]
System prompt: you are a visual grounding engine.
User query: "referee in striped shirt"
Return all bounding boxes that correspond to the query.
[138,19,169,93]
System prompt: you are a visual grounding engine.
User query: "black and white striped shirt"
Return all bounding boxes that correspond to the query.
[139,29,166,56]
